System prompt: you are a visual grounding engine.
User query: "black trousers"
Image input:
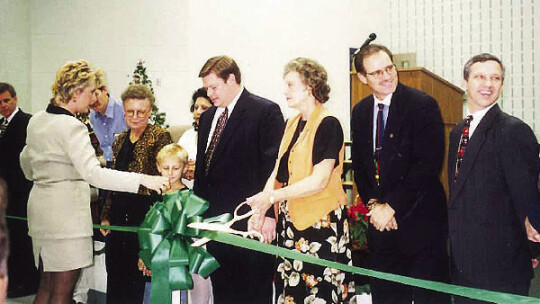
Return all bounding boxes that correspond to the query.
[105,231,145,304]
[207,241,274,304]
[6,218,39,297]
[452,266,530,304]
[368,229,451,304]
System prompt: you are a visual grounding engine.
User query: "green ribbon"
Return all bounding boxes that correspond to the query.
[6,211,540,303]
[137,190,231,304]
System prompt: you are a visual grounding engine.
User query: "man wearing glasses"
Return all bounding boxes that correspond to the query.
[351,44,449,304]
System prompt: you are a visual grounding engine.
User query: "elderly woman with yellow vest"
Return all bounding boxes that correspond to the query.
[247,57,355,303]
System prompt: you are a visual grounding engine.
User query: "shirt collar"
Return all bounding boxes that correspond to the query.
[466,102,497,122]
[46,103,74,116]
[374,93,392,107]
[103,97,117,118]
[4,107,19,123]
[218,86,243,115]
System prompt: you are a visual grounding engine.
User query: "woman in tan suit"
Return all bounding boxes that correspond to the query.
[20,60,168,304]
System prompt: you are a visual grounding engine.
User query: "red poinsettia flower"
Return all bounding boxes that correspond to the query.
[346,196,370,248]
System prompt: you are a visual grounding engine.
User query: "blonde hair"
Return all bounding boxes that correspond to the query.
[156,144,189,167]
[94,68,107,89]
[51,60,96,105]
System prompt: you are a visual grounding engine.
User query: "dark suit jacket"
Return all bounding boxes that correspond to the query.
[193,88,283,303]
[448,104,539,286]
[194,88,284,219]
[0,109,32,216]
[351,83,448,253]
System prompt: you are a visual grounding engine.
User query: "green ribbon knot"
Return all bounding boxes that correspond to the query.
[138,190,231,304]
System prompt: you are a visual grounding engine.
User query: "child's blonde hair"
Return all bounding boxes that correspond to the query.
[156,144,189,167]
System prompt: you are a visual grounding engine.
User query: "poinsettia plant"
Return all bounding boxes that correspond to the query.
[347,195,370,249]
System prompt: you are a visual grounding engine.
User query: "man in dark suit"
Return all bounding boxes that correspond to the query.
[351,45,449,304]
[0,83,39,297]
[193,56,284,303]
[448,53,539,303]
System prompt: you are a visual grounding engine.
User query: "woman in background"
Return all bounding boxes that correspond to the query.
[247,58,355,303]
[177,88,213,185]
[20,60,168,304]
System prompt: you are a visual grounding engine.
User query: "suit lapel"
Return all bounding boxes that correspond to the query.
[380,84,407,180]
[207,89,249,171]
[448,120,464,191]
[450,105,501,202]
[0,110,21,145]
[359,97,376,171]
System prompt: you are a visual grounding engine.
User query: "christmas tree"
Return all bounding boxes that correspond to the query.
[130,60,168,128]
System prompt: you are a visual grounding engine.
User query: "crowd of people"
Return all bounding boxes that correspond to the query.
[0,44,539,304]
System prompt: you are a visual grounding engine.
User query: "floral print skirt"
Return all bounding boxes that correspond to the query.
[276,202,355,304]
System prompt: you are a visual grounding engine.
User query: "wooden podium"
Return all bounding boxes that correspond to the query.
[349,67,464,197]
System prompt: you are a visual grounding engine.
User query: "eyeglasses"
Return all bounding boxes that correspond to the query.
[125,109,149,118]
[365,64,396,79]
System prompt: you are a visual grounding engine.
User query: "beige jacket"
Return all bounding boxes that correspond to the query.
[20,109,141,239]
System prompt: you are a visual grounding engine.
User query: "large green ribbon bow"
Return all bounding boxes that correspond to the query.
[138,189,231,304]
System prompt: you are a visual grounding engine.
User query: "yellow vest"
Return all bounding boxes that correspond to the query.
[277,105,346,231]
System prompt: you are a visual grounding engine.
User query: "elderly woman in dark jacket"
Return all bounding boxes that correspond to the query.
[100,84,173,304]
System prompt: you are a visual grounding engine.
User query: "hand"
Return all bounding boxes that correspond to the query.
[525,217,540,242]
[368,203,396,232]
[261,217,276,243]
[138,258,152,276]
[248,210,265,232]
[140,175,170,194]
[100,219,111,236]
[245,191,273,215]
[184,160,195,181]
[384,216,398,231]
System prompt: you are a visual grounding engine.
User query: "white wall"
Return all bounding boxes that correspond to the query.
[0,0,31,110]
[29,0,191,117]
[185,0,390,138]
[26,0,389,139]
[389,0,540,137]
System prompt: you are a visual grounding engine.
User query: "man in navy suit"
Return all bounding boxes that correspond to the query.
[0,83,39,297]
[351,45,450,304]
[448,54,539,303]
[194,56,284,303]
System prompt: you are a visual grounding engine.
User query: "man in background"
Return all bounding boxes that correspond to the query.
[448,53,539,303]
[90,70,128,166]
[351,45,450,304]
[0,82,39,298]
[194,55,284,303]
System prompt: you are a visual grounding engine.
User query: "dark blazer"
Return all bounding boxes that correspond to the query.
[448,104,539,286]
[101,124,173,222]
[193,88,283,303]
[0,109,39,296]
[194,88,284,219]
[351,83,448,252]
[0,109,32,216]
